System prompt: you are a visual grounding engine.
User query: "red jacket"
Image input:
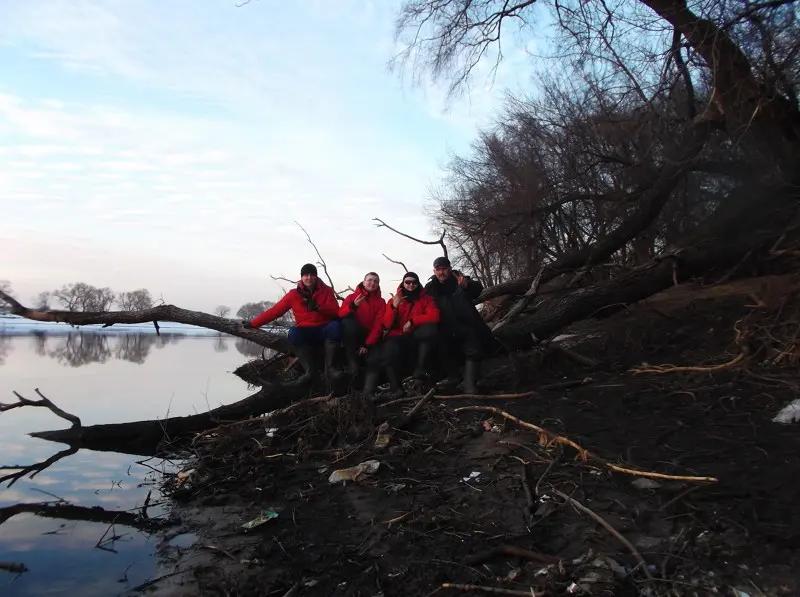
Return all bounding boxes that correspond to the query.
[383,286,440,337]
[251,281,339,328]
[339,283,386,346]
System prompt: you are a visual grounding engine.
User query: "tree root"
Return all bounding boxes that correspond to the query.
[454,405,718,483]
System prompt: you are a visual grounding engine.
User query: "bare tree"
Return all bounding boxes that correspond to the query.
[0,281,11,313]
[52,283,116,312]
[117,289,153,311]
[33,292,51,310]
[214,305,232,318]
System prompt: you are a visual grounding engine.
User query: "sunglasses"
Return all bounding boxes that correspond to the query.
[403,279,418,286]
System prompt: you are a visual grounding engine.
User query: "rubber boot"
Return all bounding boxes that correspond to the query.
[324,340,343,381]
[362,368,380,400]
[412,341,432,380]
[462,360,480,394]
[385,366,405,399]
[344,347,360,377]
[285,344,315,386]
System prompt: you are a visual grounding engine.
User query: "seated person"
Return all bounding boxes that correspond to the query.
[243,263,341,385]
[363,272,439,399]
[424,256,492,393]
[338,272,386,376]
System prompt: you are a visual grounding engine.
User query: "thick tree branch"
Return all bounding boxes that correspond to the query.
[373,217,448,258]
[0,290,293,354]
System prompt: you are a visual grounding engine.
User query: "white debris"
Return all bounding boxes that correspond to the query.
[328,460,380,484]
[632,478,662,490]
[773,398,800,424]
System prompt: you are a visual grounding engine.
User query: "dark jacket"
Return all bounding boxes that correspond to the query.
[424,275,491,340]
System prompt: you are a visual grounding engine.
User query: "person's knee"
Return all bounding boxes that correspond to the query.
[323,320,342,342]
[413,323,438,341]
[287,326,304,346]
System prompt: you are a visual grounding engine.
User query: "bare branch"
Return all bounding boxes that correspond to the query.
[373,217,449,258]
[0,290,293,353]
[1,389,82,428]
[490,265,545,331]
[291,222,349,300]
[0,446,79,488]
[382,253,410,273]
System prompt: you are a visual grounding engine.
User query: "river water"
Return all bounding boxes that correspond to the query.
[0,331,256,596]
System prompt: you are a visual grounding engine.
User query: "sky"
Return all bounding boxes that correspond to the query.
[0,0,534,313]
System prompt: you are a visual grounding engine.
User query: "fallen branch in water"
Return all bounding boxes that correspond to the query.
[1,389,81,428]
[552,489,653,580]
[454,405,718,483]
[0,446,79,488]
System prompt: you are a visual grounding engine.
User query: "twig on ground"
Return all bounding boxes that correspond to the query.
[454,406,718,483]
[464,545,560,566]
[1,389,82,427]
[545,343,598,368]
[394,388,436,431]
[552,489,654,580]
[630,353,744,374]
[539,378,594,391]
[379,391,536,408]
[441,583,544,596]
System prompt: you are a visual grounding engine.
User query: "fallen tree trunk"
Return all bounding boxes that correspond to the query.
[495,183,800,349]
[27,385,309,456]
[0,501,174,530]
[0,294,293,354]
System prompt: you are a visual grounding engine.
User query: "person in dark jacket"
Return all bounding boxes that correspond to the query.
[424,256,492,393]
[362,272,439,399]
[338,272,386,377]
[243,263,341,385]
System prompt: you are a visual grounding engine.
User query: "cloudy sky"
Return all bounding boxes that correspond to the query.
[0,0,533,313]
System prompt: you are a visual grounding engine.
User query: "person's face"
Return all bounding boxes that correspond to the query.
[403,277,419,291]
[363,274,379,292]
[434,265,452,282]
[301,273,317,288]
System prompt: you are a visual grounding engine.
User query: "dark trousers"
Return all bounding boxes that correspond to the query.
[379,323,438,368]
[341,316,367,354]
[438,324,490,372]
[287,320,341,346]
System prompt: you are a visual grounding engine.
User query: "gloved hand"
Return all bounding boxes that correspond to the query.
[241,320,254,328]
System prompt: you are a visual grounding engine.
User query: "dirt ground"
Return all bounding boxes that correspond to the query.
[145,275,800,597]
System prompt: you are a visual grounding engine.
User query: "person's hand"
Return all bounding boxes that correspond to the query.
[241,320,253,328]
[357,346,368,356]
[354,294,365,307]
[403,321,413,334]
[392,294,404,308]
[457,274,468,288]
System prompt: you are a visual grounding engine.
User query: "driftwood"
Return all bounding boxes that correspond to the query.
[1,389,82,428]
[0,501,174,530]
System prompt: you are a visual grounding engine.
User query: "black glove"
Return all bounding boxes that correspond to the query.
[241,320,253,328]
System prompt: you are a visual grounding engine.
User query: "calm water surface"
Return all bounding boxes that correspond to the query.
[0,333,257,596]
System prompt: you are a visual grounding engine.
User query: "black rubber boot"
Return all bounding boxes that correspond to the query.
[344,348,360,377]
[385,367,405,398]
[362,368,380,399]
[324,340,343,381]
[462,360,480,394]
[285,344,315,386]
[412,341,432,379]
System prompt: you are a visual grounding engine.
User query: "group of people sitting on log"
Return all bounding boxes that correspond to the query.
[241,257,493,398]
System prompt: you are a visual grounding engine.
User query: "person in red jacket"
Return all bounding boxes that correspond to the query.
[338,272,386,377]
[243,263,341,385]
[363,271,439,398]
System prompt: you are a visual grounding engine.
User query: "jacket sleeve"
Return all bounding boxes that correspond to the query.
[251,293,293,328]
[383,301,399,330]
[412,294,440,325]
[338,293,355,318]
[317,286,340,319]
[464,277,483,301]
[365,298,386,345]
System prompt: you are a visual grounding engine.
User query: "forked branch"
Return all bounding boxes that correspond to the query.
[373,217,448,258]
[293,221,353,299]
[382,253,409,273]
[1,389,82,428]
[0,446,79,488]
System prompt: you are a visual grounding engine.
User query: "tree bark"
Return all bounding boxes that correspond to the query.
[28,385,308,456]
[495,182,800,348]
